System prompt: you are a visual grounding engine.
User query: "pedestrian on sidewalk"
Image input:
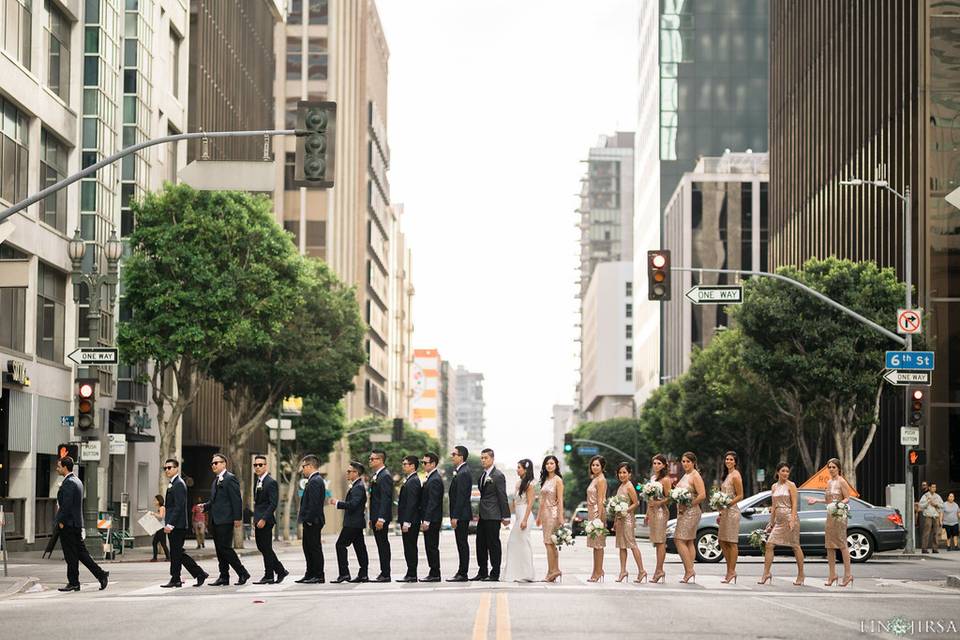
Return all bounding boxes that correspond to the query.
[192,497,206,549]
[151,494,169,561]
[918,482,944,554]
[54,456,108,592]
[942,493,958,551]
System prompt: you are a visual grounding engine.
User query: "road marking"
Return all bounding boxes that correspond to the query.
[495,592,511,640]
[758,595,899,639]
[471,593,490,640]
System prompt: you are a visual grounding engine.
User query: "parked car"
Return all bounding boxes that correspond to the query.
[570,503,589,536]
[664,489,905,563]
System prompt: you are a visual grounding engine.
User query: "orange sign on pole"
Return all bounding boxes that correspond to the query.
[799,464,860,497]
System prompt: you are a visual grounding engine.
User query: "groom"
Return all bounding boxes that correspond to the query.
[470,448,510,582]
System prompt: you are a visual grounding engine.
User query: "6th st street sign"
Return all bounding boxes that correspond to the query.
[67,347,119,366]
[684,284,743,305]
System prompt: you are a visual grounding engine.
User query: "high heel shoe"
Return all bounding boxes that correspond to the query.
[545,571,563,583]
[840,576,854,587]
[652,571,665,584]
[824,576,838,587]
[615,572,628,583]
[586,572,605,583]
[679,573,696,584]
[634,571,648,584]
[757,574,772,585]
[720,573,737,584]
[793,575,805,586]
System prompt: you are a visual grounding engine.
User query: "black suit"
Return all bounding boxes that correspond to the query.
[165,475,205,581]
[335,480,369,578]
[420,469,444,578]
[253,473,285,580]
[475,468,510,579]
[397,473,422,578]
[368,467,393,578]
[298,472,326,579]
[203,471,247,580]
[55,474,107,586]
[448,463,473,576]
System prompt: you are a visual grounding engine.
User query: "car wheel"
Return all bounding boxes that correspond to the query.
[695,529,722,563]
[847,530,874,563]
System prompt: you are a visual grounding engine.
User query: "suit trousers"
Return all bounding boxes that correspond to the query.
[423,522,441,577]
[475,519,503,577]
[212,522,247,579]
[372,525,391,577]
[923,516,941,550]
[255,522,285,578]
[301,523,325,578]
[335,526,369,578]
[454,519,471,576]
[401,526,419,577]
[168,528,204,580]
[60,526,106,586]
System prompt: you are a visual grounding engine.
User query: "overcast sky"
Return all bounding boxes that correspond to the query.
[377,0,638,468]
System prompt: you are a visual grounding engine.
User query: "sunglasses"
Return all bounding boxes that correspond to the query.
[211,460,223,466]
[420,460,430,465]
[253,463,265,468]
[163,466,175,471]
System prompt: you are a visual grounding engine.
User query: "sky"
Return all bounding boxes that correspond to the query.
[376,0,638,467]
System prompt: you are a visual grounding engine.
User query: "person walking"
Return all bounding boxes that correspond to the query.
[419,452,444,581]
[446,445,473,582]
[330,461,369,583]
[192,497,206,549]
[367,449,394,582]
[919,482,944,554]
[536,455,564,583]
[54,456,109,592]
[396,456,423,582]
[717,451,743,584]
[646,454,672,584]
[161,459,208,588]
[252,455,287,584]
[502,459,535,583]
[150,494,169,562]
[759,462,805,586]
[203,453,250,586]
[943,493,959,551]
[585,455,608,583]
[613,462,646,583]
[674,451,705,584]
[296,455,326,583]
[806,457,853,586]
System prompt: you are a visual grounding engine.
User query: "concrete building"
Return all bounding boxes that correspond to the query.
[411,348,441,440]
[386,204,414,424]
[438,360,456,453]
[551,404,575,459]
[0,0,189,547]
[661,151,768,381]
[580,261,635,422]
[453,366,485,452]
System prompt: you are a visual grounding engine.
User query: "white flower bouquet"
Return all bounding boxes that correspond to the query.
[826,499,850,521]
[748,528,769,552]
[641,481,664,501]
[583,518,609,539]
[709,490,732,511]
[670,486,692,507]
[551,525,575,548]
[606,494,631,519]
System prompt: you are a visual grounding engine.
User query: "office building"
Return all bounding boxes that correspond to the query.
[411,348,441,440]
[551,404,576,459]
[453,365,485,452]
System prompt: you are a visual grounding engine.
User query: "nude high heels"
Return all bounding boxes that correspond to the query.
[840,576,854,587]
[720,573,737,584]
[824,576,838,587]
[634,571,648,584]
[757,574,772,585]
[651,571,665,584]
[679,573,696,584]
[586,572,605,583]
[615,571,628,583]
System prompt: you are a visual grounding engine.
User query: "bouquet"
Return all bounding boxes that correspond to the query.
[748,528,769,552]
[826,499,850,521]
[669,487,692,507]
[584,518,609,540]
[551,525,575,548]
[606,495,631,519]
[709,490,733,511]
[641,481,664,501]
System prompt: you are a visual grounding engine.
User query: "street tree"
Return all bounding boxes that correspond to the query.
[346,418,441,477]
[563,418,653,506]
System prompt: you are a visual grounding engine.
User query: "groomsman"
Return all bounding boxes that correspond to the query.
[396,456,422,582]
[446,445,473,582]
[161,459,208,588]
[297,455,326,583]
[252,455,288,584]
[54,457,109,592]
[419,452,444,582]
[471,448,510,582]
[330,461,370,583]
[203,453,250,586]
[367,450,393,582]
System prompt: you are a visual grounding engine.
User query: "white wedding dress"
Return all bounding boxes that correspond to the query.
[502,482,535,582]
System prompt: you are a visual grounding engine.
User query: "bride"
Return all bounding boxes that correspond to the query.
[503,459,536,582]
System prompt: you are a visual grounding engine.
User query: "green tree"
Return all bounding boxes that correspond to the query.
[346,418,441,475]
[563,418,653,507]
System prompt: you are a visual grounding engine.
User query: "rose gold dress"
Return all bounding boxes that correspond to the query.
[767,481,799,547]
[645,476,669,545]
[674,473,701,541]
[824,478,847,550]
[540,476,561,545]
[586,477,606,549]
[613,483,639,550]
[717,474,741,543]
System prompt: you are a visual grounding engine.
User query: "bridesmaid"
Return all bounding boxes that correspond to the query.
[585,455,608,583]
[613,462,647,583]
[674,451,705,583]
[759,461,805,585]
[536,455,564,583]
[646,454,672,583]
[807,457,853,586]
[718,451,744,584]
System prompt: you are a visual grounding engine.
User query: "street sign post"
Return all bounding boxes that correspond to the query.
[577,446,599,456]
[885,351,935,370]
[368,433,392,443]
[896,309,922,335]
[67,347,119,366]
[900,427,920,446]
[882,370,932,386]
[683,285,743,305]
[108,433,126,455]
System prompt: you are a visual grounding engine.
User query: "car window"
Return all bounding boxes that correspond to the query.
[800,493,825,512]
[749,496,772,514]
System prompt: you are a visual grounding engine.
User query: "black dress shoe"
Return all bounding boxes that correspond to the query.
[236,572,251,586]
[58,584,81,592]
[275,569,289,584]
[421,575,441,583]
[374,575,391,583]
[332,575,351,584]
[395,576,418,583]
[194,572,209,587]
[315,576,326,584]
[482,576,499,582]
[446,574,468,582]
[208,577,230,586]
[468,574,488,581]
[294,576,314,584]
[253,577,275,585]
[161,580,183,588]
[350,575,369,583]
[99,572,110,591]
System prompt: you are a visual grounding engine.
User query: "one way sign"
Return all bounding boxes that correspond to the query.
[684,285,743,305]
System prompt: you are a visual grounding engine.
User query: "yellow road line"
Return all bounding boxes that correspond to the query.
[471,593,491,640]
[495,592,511,640]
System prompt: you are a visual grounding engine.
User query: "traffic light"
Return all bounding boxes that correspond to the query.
[57,443,79,461]
[294,100,337,189]
[647,250,671,301]
[76,379,97,430]
[563,433,573,453]
[392,418,404,442]
[909,389,925,426]
[908,448,926,466]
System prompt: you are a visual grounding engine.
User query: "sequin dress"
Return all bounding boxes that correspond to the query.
[645,476,669,545]
[824,478,847,550]
[674,473,701,541]
[540,476,561,545]
[613,483,639,550]
[586,477,606,549]
[767,481,799,547]
[717,474,741,544]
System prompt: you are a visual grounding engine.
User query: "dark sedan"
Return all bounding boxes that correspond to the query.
[664,489,905,563]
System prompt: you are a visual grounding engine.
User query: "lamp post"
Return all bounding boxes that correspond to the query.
[67,228,123,531]
[838,177,915,553]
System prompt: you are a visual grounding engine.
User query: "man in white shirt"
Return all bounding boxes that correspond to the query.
[919,482,944,554]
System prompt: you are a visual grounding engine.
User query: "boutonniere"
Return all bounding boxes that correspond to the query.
[453,471,458,477]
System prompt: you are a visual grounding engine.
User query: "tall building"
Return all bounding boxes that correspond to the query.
[661,152,768,382]
[551,404,575,458]
[0,0,188,548]
[386,204,414,423]
[768,0,960,499]
[438,360,456,452]
[411,348,441,440]
[453,365,485,452]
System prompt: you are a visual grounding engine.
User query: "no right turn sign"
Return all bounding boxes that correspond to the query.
[897,308,922,335]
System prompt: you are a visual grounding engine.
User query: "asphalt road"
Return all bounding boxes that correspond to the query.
[2,532,958,639]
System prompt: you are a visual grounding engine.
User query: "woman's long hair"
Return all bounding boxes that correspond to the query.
[517,459,534,495]
[721,450,739,481]
[540,455,562,487]
[652,454,669,480]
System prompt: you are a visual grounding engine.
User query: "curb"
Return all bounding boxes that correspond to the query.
[0,577,40,601]
[946,575,960,589]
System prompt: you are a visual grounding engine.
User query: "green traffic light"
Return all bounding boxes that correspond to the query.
[563,445,572,453]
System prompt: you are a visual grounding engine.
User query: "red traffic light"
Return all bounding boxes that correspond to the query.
[651,254,666,269]
[912,389,924,401]
[79,382,94,399]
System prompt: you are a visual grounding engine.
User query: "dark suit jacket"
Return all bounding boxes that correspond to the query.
[477,467,510,521]
[298,472,326,526]
[336,479,367,529]
[448,464,473,521]
[55,474,84,529]
[368,467,393,525]
[397,474,422,527]
[420,470,444,524]
[253,473,279,524]
[204,470,243,526]
[164,476,190,530]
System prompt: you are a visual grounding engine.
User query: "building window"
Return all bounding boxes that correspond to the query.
[625,303,632,318]
[307,0,326,24]
[625,281,632,297]
[1,0,32,69]
[307,37,327,80]
[287,0,302,24]
[46,0,70,99]
[625,324,632,339]
[0,96,29,206]
[0,245,27,352]
[286,36,301,80]
[285,97,298,130]
[169,27,181,98]
[625,345,633,361]
[36,261,65,362]
[39,129,68,232]
[625,367,633,382]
